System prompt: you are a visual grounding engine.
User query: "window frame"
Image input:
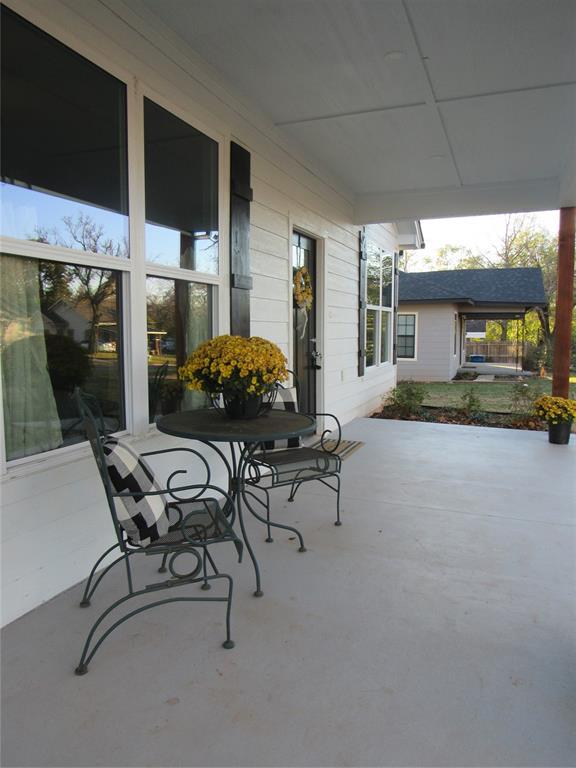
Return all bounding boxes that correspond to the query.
[362,238,395,372]
[0,10,227,474]
[397,312,418,361]
[453,312,459,357]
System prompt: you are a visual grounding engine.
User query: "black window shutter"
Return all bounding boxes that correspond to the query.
[230,141,253,336]
[358,229,367,376]
[392,251,400,365]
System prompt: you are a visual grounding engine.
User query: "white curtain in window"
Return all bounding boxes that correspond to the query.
[182,283,211,410]
[0,255,62,460]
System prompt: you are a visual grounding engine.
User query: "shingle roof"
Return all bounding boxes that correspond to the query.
[398,267,547,307]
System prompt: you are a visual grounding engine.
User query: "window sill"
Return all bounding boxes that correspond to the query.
[363,361,394,380]
[2,427,149,481]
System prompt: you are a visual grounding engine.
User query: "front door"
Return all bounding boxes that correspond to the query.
[292,231,318,414]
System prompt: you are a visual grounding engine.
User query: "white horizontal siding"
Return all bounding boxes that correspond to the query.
[1,0,403,626]
[397,303,456,381]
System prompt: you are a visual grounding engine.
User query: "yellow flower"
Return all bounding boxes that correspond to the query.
[179,334,288,397]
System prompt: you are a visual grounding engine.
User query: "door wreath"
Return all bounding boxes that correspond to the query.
[293,266,313,338]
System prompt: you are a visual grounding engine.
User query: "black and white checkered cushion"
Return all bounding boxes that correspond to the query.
[263,387,302,451]
[102,437,170,547]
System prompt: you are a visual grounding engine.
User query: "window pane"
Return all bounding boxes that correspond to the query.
[366,309,376,367]
[144,99,219,273]
[381,253,393,307]
[147,277,212,421]
[381,311,390,363]
[398,338,415,359]
[398,314,415,332]
[366,245,380,306]
[397,314,416,359]
[0,254,124,460]
[1,7,128,256]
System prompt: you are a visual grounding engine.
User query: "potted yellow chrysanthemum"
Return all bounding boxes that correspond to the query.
[533,395,576,444]
[179,335,288,419]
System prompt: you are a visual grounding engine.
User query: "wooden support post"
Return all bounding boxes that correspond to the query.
[552,207,575,397]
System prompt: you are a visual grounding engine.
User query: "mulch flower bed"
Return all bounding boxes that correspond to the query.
[373,405,546,431]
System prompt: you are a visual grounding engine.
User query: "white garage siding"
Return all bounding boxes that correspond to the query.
[397,303,459,382]
[1,0,401,625]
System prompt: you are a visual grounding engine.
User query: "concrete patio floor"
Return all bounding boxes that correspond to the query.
[2,418,575,767]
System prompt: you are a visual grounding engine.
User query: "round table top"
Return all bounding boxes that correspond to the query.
[156,408,316,443]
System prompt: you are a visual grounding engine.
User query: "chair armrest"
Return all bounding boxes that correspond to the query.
[305,412,342,453]
[113,482,236,525]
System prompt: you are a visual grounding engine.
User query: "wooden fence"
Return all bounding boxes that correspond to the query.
[465,341,525,364]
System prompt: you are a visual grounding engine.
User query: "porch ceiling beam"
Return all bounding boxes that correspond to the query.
[552,206,575,398]
[354,178,560,224]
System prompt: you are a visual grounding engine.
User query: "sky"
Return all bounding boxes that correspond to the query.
[410,210,560,272]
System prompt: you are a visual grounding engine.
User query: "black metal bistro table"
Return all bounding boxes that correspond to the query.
[156,408,316,596]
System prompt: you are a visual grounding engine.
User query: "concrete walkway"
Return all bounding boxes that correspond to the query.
[2,419,575,767]
[459,362,532,377]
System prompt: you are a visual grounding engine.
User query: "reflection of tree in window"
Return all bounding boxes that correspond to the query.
[366,309,376,367]
[146,277,212,421]
[0,254,123,460]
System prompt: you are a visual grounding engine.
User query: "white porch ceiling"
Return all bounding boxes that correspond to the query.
[139,0,576,222]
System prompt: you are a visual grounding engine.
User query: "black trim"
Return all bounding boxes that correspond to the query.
[358,229,367,377]
[392,253,399,365]
[230,142,252,336]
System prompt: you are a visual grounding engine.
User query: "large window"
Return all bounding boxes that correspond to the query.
[144,99,218,273]
[397,314,417,359]
[0,9,223,466]
[363,239,394,368]
[144,99,218,422]
[1,6,129,255]
[0,255,124,460]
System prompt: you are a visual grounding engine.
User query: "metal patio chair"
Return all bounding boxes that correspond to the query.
[148,360,168,422]
[243,373,342,551]
[74,389,242,675]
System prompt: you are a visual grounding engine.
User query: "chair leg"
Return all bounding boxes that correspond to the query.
[263,488,273,542]
[222,573,235,650]
[243,489,306,552]
[201,548,211,590]
[82,553,133,607]
[288,480,303,502]
[79,543,121,607]
[75,572,235,675]
[315,475,342,525]
[334,474,342,526]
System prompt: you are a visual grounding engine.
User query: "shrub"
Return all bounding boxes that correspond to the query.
[460,387,482,416]
[44,333,92,392]
[510,380,544,415]
[386,381,428,417]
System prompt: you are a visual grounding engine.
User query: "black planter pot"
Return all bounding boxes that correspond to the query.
[548,420,572,445]
[222,394,263,420]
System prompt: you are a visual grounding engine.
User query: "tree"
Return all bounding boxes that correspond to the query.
[30,213,124,353]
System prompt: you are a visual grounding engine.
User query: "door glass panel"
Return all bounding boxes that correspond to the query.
[144,99,219,273]
[0,253,124,460]
[147,276,212,421]
[1,7,129,256]
[292,231,316,413]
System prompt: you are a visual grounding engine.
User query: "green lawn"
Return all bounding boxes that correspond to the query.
[420,378,576,413]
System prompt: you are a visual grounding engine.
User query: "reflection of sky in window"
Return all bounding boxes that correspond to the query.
[1,183,129,255]
[145,223,218,274]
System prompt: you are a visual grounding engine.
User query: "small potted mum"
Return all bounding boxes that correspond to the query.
[179,335,288,419]
[533,394,576,444]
